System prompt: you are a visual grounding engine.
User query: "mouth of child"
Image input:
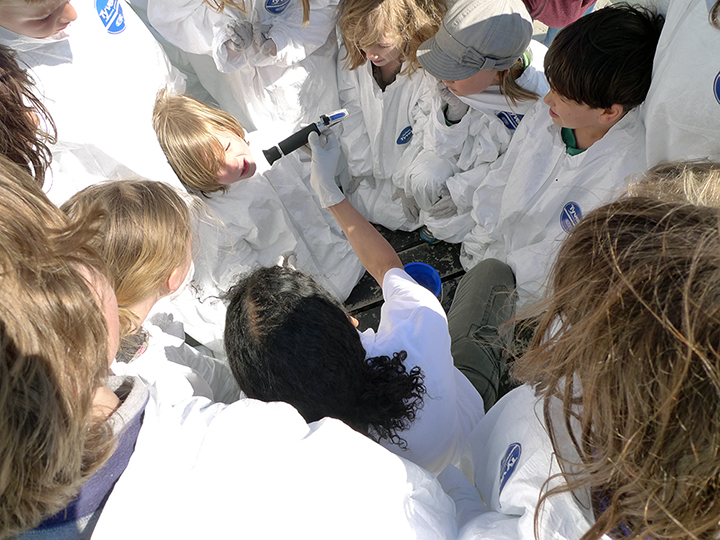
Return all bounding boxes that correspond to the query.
[239,158,249,178]
[549,108,559,118]
[53,22,71,34]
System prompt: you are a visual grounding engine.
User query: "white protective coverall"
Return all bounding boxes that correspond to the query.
[361,268,485,475]
[461,99,646,308]
[89,378,459,540]
[110,291,243,406]
[0,0,187,205]
[145,0,340,136]
[436,385,610,540]
[642,0,720,167]
[181,128,364,354]
[337,48,437,231]
[395,40,550,243]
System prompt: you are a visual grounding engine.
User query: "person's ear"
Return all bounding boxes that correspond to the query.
[598,103,625,125]
[166,265,187,294]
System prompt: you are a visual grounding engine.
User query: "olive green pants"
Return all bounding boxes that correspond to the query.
[447,259,517,412]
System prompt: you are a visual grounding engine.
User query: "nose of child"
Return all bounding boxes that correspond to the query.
[543,91,555,107]
[60,2,77,24]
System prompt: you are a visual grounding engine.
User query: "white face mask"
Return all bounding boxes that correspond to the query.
[167,261,195,303]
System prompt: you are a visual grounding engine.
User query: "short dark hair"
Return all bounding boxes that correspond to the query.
[544,4,664,110]
[224,266,426,447]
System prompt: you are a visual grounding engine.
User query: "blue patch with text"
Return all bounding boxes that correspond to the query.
[396,126,413,145]
[265,0,291,14]
[96,0,126,34]
[499,443,522,496]
[714,71,720,106]
[496,111,523,131]
[560,201,582,233]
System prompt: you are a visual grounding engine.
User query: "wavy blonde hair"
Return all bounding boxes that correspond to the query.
[338,0,446,75]
[514,197,720,540]
[61,180,193,343]
[496,55,541,106]
[0,157,114,539]
[153,90,246,195]
[628,160,720,208]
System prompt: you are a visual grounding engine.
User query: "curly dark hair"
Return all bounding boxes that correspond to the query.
[224,265,426,447]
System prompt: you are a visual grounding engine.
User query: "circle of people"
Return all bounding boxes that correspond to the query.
[1,0,719,537]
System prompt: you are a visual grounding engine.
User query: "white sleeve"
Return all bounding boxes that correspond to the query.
[254,0,339,67]
[337,51,375,178]
[373,269,484,474]
[147,0,241,72]
[426,95,473,158]
[395,148,459,210]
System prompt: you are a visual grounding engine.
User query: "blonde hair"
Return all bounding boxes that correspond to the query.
[496,54,541,106]
[628,160,720,208]
[514,197,720,540]
[0,157,114,539]
[203,0,310,26]
[338,0,447,75]
[61,180,193,343]
[0,44,56,188]
[152,90,247,195]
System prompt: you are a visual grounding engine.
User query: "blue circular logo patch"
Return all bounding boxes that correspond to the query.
[96,0,126,34]
[396,126,413,145]
[265,0,291,14]
[560,201,582,233]
[496,111,523,131]
[714,71,720,106]
[499,443,521,496]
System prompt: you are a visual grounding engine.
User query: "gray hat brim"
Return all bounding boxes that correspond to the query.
[417,36,482,81]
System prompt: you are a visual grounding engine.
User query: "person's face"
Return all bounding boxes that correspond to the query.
[442,69,499,97]
[0,0,76,38]
[213,129,256,185]
[543,88,605,129]
[361,34,402,67]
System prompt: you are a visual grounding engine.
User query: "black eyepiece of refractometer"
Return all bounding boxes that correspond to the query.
[263,146,282,165]
[262,123,321,166]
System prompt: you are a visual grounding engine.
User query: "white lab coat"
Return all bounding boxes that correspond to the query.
[461,100,646,308]
[642,0,720,167]
[360,268,485,475]
[110,295,242,406]
[398,40,550,243]
[0,0,187,206]
[181,128,364,352]
[91,378,459,539]
[337,50,436,230]
[436,385,609,540]
[145,0,340,135]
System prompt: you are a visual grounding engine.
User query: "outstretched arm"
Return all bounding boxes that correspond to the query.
[308,131,402,286]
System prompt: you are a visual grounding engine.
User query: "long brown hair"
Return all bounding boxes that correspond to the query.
[0,157,114,539]
[514,197,720,540]
[0,45,56,188]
